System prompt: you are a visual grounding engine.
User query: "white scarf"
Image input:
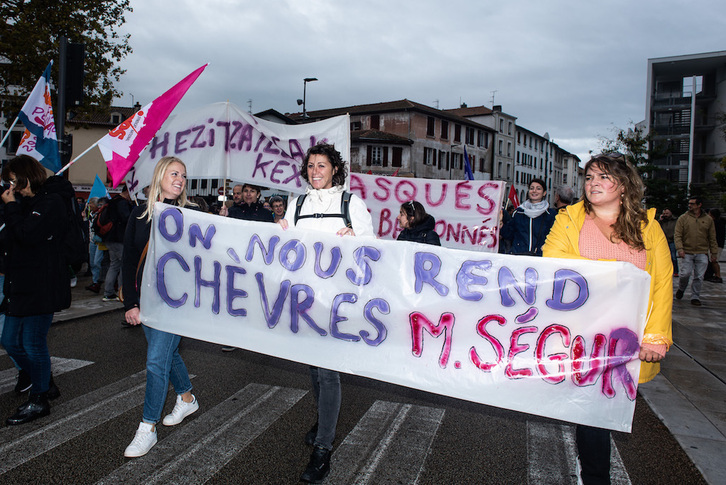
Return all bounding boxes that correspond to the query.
[521,199,550,219]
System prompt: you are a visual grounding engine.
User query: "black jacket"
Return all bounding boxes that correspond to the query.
[122,202,151,312]
[500,206,557,256]
[397,215,441,246]
[122,200,197,312]
[228,201,274,222]
[104,194,134,243]
[3,182,71,316]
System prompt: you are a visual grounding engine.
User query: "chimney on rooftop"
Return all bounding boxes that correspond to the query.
[493,105,502,112]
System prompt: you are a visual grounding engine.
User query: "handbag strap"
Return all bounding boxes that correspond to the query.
[135,241,150,291]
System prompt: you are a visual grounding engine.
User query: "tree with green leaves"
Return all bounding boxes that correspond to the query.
[599,124,689,215]
[0,0,132,115]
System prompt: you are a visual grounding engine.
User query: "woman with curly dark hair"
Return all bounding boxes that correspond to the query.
[278,143,374,483]
[543,152,672,483]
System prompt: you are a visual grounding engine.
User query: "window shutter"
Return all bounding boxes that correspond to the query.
[392,147,402,167]
[367,146,372,166]
[383,147,389,167]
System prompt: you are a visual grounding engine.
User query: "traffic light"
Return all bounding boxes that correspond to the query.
[65,43,85,106]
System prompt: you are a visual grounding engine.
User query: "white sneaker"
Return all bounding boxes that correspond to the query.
[124,422,157,458]
[162,394,199,426]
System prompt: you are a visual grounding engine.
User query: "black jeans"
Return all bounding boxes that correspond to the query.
[576,424,611,485]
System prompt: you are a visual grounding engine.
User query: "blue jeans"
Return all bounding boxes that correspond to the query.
[89,241,102,284]
[141,324,193,424]
[310,367,341,450]
[1,313,54,394]
[678,253,708,300]
[668,242,678,274]
[104,241,123,297]
[0,274,20,371]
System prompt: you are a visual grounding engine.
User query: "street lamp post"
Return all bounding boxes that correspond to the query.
[297,77,318,119]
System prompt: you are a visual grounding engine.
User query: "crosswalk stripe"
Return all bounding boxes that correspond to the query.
[0,356,94,395]
[0,370,148,474]
[527,421,580,484]
[327,400,445,484]
[526,421,631,485]
[96,383,308,485]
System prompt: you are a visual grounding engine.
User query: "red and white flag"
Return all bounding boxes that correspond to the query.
[508,184,520,209]
[98,64,207,187]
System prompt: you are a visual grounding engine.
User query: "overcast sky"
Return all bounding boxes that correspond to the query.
[115,0,726,164]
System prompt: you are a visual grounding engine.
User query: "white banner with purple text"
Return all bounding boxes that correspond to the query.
[349,173,505,252]
[141,203,652,432]
[125,102,350,197]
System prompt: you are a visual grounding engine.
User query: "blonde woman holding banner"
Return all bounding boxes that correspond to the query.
[278,143,374,483]
[542,152,672,484]
[122,156,199,458]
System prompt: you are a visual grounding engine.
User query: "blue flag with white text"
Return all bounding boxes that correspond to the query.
[16,61,61,172]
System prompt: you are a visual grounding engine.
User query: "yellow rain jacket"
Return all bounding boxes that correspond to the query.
[542,201,673,383]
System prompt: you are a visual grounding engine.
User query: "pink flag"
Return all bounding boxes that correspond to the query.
[98,64,208,187]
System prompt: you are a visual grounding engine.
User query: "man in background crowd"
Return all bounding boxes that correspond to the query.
[675,196,718,306]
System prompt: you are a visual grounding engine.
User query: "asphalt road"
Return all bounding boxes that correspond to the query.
[0,309,707,484]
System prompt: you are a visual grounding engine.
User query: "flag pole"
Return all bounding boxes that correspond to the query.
[55,139,100,175]
[0,117,21,148]
[223,100,231,203]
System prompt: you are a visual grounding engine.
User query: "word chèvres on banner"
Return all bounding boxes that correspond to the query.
[141,204,651,432]
[124,102,350,197]
[350,173,505,252]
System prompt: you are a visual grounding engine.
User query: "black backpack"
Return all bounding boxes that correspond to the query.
[294,191,352,228]
[44,176,87,268]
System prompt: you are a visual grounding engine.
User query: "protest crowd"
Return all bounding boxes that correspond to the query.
[1,138,724,483]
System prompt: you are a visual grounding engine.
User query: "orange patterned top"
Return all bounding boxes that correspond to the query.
[579,216,666,357]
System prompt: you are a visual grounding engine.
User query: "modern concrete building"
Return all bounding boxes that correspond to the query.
[645,51,726,191]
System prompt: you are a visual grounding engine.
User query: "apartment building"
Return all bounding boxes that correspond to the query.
[446,105,581,206]
[513,126,554,203]
[645,51,726,190]
[444,105,516,183]
[296,99,495,180]
[562,152,584,202]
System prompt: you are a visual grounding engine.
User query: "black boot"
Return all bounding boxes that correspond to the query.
[7,393,50,425]
[14,370,32,394]
[47,375,60,400]
[300,446,331,483]
[305,422,318,446]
